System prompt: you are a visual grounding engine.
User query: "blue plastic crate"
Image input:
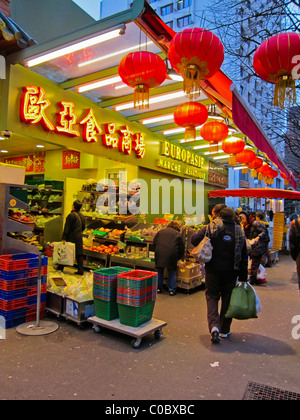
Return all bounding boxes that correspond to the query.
[0,307,27,319]
[0,288,27,301]
[27,293,47,306]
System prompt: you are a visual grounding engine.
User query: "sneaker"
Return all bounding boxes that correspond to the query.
[219,332,231,338]
[157,288,162,294]
[169,291,176,296]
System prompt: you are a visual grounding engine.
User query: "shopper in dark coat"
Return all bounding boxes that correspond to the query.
[153,221,184,296]
[289,217,300,289]
[57,200,86,275]
[191,205,248,344]
[240,211,268,285]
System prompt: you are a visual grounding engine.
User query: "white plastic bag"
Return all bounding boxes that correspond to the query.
[248,283,262,314]
[53,242,76,266]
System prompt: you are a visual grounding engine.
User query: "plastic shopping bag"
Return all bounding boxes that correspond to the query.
[248,283,262,314]
[53,242,76,266]
[225,282,258,320]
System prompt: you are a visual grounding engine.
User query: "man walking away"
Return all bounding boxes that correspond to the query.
[289,217,300,290]
[191,205,248,344]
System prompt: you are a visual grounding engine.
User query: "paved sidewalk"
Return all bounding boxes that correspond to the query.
[0,254,299,400]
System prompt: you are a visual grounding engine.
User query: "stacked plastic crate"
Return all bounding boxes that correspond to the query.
[93,266,131,321]
[0,253,48,328]
[117,270,158,327]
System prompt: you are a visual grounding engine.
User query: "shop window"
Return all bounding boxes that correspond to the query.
[161,3,173,16]
[166,20,173,29]
[177,15,192,28]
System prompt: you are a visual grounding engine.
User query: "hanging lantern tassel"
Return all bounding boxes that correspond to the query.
[185,125,196,141]
[134,85,149,110]
[251,168,257,177]
[184,64,202,98]
[209,142,219,153]
[274,75,296,109]
[242,165,249,174]
[229,155,237,166]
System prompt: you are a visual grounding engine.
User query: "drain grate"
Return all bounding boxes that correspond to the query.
[243,381,300,400]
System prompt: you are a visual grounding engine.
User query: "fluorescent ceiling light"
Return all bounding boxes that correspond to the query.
[193,141,222,150]
[78,41,154,68]
[169,74,183,82]
[0,150,8,153]
[36,144,44,148]
[0,136,5,140]
[213,154,230,160]
[163,127,185,135]
[26,28,121,67]
[78,76,122,93]
[142,114,174,125]
[233,166,246,170]
[115,91,185,111]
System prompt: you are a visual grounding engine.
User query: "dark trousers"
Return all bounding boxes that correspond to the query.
[205,270,237,334]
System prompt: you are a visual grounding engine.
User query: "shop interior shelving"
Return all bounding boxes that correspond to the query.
[0,183,39,254]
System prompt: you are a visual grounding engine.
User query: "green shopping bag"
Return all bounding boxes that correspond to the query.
[225,282,258,320]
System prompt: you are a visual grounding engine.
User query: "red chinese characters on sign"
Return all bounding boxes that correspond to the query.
[102,123,118,148]
[133,133,145,159]
[19,86,145,158]
[56,101,80,137]
[20,86,55,131]
[118,126,133,155]
[62,150,80,169]
[80,109,102,143]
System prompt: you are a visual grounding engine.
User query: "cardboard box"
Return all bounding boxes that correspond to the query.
[177,262,201,279]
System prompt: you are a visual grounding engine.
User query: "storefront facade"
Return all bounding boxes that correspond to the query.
[1,63,228,224]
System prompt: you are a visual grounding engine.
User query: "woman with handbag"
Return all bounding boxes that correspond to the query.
[56,200,86,275]
[191,205,248,344]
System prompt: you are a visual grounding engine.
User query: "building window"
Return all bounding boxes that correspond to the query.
[177,0,191,10]
[177,15,192,28]
[161,4,173,16]
[166,21,173,29]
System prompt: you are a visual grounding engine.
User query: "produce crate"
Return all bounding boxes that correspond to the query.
[177,263,201,279]
[118,300,155,327]
[93,298,119,321]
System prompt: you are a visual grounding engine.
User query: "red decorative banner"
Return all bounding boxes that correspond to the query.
[62,150,80,169]
[2,152,45,173]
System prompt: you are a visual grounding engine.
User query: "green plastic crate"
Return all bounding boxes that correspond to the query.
[94,298,118,321]
[118,301,155,327]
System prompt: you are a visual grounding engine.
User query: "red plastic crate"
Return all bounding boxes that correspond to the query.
[27,284,47,297]
[0,297,27,311]
[0,279,28,291]
[0,253,39,271]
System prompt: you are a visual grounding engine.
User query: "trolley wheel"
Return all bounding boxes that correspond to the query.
[154,329,163,339]
[131,338,142,349]
[93,325,101,333]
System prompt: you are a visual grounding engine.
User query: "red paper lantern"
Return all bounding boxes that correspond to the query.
[174,102,208,141]
[168,27,224,98]
[200,121,228,152]
[280,171,289,186]
[118,51,167,110]
[253,33,300,108]
[236,150,256,173]
[248,156,263,177]
[221,137,245,165]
